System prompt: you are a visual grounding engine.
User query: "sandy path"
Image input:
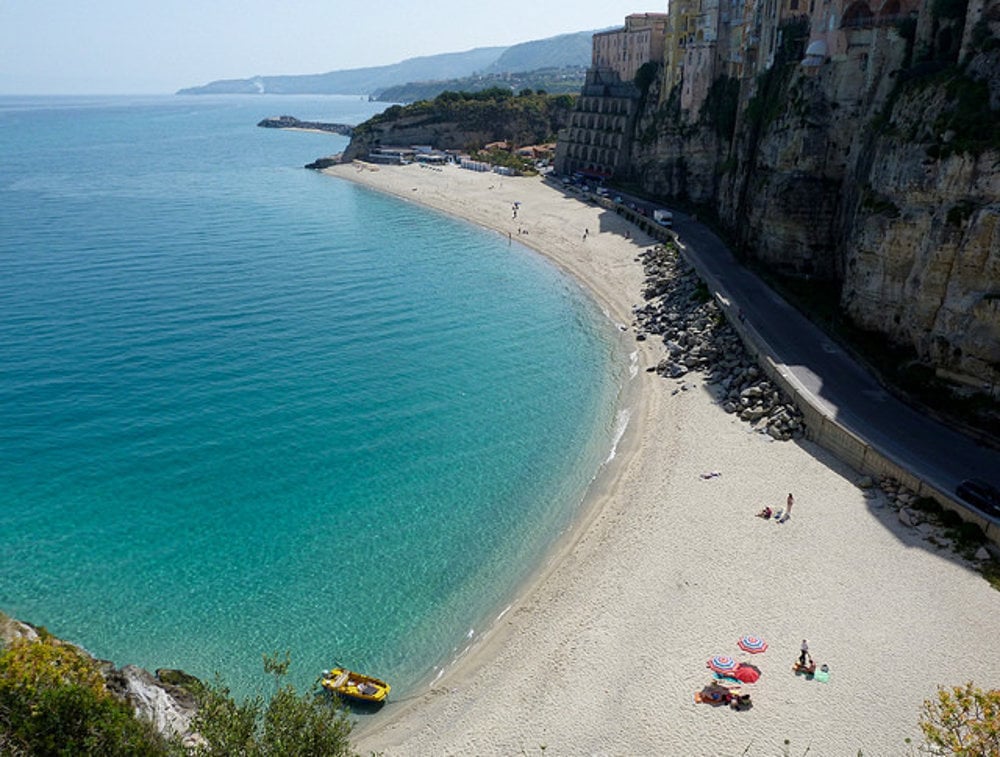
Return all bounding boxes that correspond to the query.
[322,162,1000,756]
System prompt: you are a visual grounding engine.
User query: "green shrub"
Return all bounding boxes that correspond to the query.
[946,200,976,227]
[190,653,356,757]
[0,639,357,757]
[920,682,1000,754]
[0,637,172,756]
[701,76,741,140]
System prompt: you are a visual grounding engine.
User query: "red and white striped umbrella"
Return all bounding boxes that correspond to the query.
[707,655,739,674]
[737,635,768,654]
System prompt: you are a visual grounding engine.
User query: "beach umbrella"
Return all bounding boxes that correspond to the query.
[707,655,738,675]
[733,663,761,684]
[737,635,768,654]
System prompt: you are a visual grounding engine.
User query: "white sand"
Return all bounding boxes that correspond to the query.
[323,161,1000,756]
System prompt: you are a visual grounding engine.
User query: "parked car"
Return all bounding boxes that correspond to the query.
[653,208,673,227]
[955,478,1000,519]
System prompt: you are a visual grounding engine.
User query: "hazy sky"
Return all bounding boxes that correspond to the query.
[0,1,660,94]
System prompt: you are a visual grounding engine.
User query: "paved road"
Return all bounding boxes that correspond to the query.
[667,210,1000,511]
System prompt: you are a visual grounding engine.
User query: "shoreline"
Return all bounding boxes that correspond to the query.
[323,159,663,705]
[323,161,1000,755]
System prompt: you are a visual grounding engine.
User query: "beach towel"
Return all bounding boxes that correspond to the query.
[712,673,741,687]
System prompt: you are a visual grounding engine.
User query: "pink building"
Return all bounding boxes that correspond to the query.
[592,13,670,83]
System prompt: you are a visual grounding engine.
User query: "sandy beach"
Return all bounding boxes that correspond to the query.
[324,161,1000,756]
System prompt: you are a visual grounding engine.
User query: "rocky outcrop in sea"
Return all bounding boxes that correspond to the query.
[634,242,805,442]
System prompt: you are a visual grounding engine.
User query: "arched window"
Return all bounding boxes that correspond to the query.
[880,0,901,15]
[842,0,874,27]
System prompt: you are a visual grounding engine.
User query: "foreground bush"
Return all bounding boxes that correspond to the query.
[0,635,356,756]
[0,634,167,755]
[920,682,1000,755]
[191,653,356,756]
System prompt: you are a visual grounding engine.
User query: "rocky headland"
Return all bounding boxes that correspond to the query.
[257,115,353,136]
[337,90,575,164]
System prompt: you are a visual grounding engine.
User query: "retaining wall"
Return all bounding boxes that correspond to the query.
[670,234,1000,548]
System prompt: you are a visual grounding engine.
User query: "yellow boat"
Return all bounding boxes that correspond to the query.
[321,667,390,704]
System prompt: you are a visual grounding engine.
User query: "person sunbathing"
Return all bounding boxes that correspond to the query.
[756,506,773,519]
[793,657,816,675]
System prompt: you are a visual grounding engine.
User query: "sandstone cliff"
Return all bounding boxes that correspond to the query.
[628,5,1000,392]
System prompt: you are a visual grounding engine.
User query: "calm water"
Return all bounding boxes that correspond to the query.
[0,95,625,699]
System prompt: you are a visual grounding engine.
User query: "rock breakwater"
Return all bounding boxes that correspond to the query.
[634,242,805,442]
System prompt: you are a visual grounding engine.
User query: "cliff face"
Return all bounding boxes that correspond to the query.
[629,72,731,206]
[629,17,1000,387]
[842,74,1000,381]
[343,112,500,161]
[341,93,575,162]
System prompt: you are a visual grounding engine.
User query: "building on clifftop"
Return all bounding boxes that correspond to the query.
[555,14,669,181]
[592,13,670,83]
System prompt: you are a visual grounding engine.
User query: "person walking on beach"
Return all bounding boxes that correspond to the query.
[799,639,809,666]
[786,492,794,515]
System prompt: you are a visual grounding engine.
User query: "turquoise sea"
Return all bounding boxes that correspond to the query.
[0,95,625,700]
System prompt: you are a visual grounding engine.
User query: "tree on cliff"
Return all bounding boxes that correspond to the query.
[919,682,1000,755]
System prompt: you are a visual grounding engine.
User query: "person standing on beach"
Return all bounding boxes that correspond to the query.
[799,639,809,666]
[787,492,794,515]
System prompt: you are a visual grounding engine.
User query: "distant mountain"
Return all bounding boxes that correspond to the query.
[483,31,599,73]
[375,67,587,103]
[177,48,505,96]
[176,30,603,96]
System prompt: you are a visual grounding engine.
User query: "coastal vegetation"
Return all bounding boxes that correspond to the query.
[919,682,1000,755]
[356,87,573,137]
[0,631,167,755]
[190,653,356,757]
[0,627,357,756]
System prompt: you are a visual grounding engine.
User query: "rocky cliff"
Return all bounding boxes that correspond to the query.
[628,5,1000,392]
[841,65,1000,381]
[340,90,575,162]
